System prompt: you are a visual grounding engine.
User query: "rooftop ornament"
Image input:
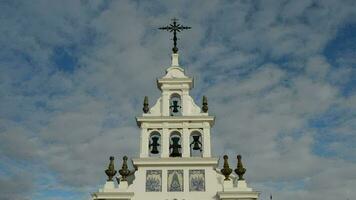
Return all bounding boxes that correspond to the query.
[202,96,208,113]
[105,156,117,181]
[159,18,191,53]
[117,156,137,183]
[220,155,233,181]
[143,96,149,113]
[119,156,130,181]
[235,154,246,180]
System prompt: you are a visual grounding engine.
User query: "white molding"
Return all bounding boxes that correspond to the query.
[157,78,193,90]
[132,157,218,167]
[136,116,215,127]
[141,123,208,129]
[217,190,260,199]
[91,192,134,200]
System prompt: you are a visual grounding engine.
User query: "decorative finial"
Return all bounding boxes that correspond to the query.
[159,18,191,53]
[143,96,149,113]
[202,96,208,113]
[105,156,117,181]
[235,154,246,180]
[220,155,232,180]
[119,156,130,181]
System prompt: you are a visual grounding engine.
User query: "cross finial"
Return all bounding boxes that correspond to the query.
[159,18,191,53]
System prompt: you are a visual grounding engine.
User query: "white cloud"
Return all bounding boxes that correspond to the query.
[1,0,356,200]
[306,55,331,79]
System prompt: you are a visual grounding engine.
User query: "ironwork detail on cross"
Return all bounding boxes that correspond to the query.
[159,18,191,53]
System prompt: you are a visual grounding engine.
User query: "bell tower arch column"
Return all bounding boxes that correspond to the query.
[140,125,149,158]
[161,124,170,158]
[182,90,189,115]
[162,91,170,116]
[203,123,212,157]
[182,125,190,157]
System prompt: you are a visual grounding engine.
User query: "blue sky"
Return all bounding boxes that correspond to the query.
[0,0,356,200]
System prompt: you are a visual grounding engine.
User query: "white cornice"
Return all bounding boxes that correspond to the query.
[132,157,218,167]
[136,116,215,127]
[217,191,260,199]
[157,77,194,90]
[91,192,134,199]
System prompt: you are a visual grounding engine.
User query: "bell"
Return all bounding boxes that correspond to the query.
[170,100,180,113]
[169,137,182,157]
[149,137,160,154]
[191,135,202,150]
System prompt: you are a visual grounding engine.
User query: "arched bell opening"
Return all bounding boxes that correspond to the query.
[169,131,182,157]
[190,131,203,157]
[149,131,161,157]
[169,93,182,116]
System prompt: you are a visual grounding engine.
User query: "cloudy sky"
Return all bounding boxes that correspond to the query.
[1,0,356,199]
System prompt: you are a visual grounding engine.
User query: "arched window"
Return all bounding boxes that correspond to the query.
[190,131,203,157]
[169,93,182,116]
[149,131,161,157]
[169,131,182,157]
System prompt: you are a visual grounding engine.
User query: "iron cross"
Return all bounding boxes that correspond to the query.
[159,18,191,53]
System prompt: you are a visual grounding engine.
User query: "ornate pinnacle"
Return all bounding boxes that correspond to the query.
[143,96,149,113]
[159,18,191,53]
[202,96,208,113]
[220,155,232,181]
[235,154,246,180]
[105,156,117,181]
[119,156,131,181]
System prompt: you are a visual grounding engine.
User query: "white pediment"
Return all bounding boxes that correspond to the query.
[163,66,188,79]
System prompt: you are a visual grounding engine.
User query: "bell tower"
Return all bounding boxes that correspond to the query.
[137,53,214,159]
[91,19,259,200]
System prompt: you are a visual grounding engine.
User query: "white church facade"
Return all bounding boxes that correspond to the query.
[91,20,260,200]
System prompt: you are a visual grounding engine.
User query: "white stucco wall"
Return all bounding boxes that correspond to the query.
[130,165,220,200]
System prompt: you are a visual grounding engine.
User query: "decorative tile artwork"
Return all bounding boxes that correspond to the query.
[146,170,162,192]
[189,170,205,191]
[167,170,184,192]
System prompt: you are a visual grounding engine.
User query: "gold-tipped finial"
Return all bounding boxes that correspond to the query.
[105,156,117,181]
[234,154,246,180]
[143,96,149,113]
[220,155,233,180]
[202,96,208,113]
[119,156,130,181]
